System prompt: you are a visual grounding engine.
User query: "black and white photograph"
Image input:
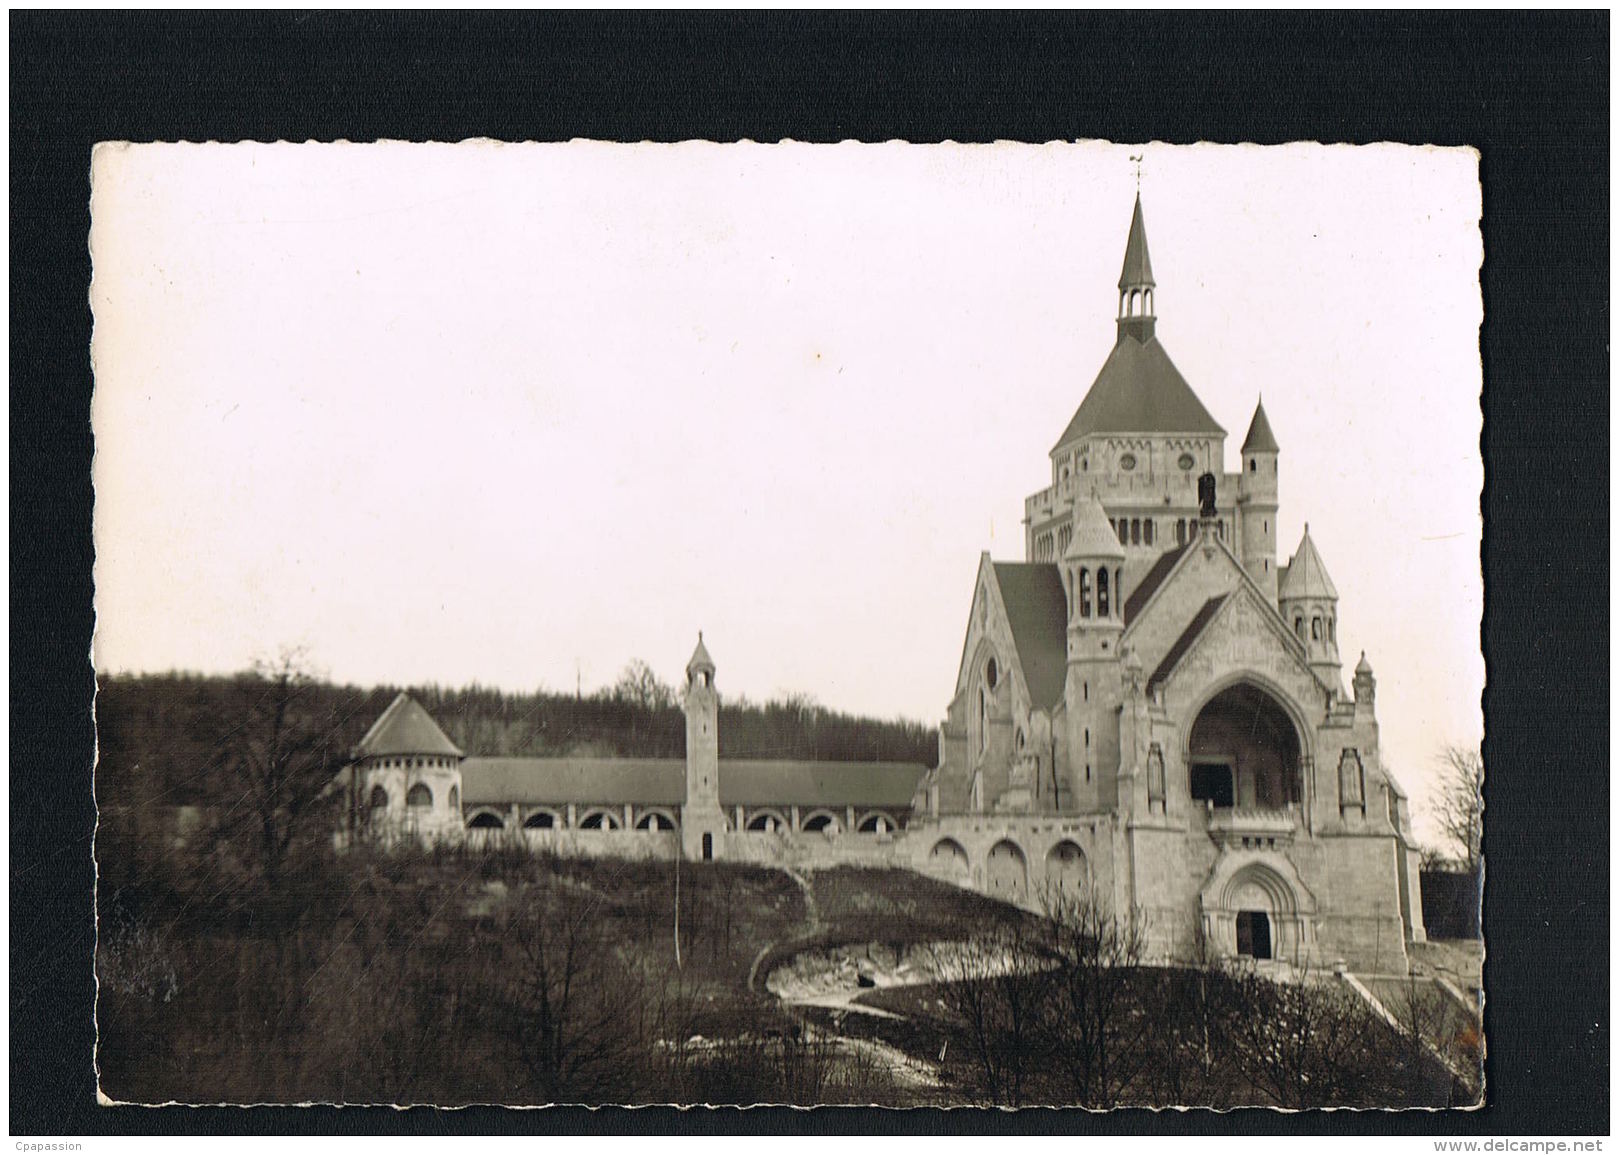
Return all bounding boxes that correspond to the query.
[11,11,1608,1142]
[87,140,1485,1109]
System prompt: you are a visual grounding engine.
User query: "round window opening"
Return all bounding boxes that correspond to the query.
[1119,453,1137,471]
[1177,453,1196,470]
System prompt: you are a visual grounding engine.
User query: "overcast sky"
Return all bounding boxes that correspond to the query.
[90,141,1482,846]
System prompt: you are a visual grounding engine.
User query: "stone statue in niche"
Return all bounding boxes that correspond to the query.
[1198,471,1217,519]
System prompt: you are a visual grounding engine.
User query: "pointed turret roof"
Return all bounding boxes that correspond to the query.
[1279,525,1338,601]
[1242,396,1279,453]
[356,692,463,758]
[1117,194,1155,289]
[1065,490,1127,560]
[686,632,716,679]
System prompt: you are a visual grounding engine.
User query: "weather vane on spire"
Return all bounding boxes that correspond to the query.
[1130,153,1144,192]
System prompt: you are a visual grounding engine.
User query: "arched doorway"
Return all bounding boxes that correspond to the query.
[1188,682,1302,810]
[987,840,1028,899]
[928,838,969,879]
[1046,840,1088,895]
[1201,859,1316,963]
[1236,910,1272,960]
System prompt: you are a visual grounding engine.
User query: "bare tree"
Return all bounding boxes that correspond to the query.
[613,659,674,711]
[484,881,649,1103]
[1431,743,1484,871]
[1387,973,1484,1106]
[1035,883,1151,1107]
[926,928,1044,1106]
[209,649,346,891]
[1221,962,1391,1108]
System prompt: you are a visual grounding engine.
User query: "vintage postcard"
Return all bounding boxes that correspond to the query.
[89,141,1483,1108]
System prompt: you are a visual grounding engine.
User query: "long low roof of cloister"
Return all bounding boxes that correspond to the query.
[459,757,925,810]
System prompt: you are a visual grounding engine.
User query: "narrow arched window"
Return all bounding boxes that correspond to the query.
[1312,616,1322,640]
[1079,568,1091,617]
[1176,518,1186,545]
[1295,616,1304,638]
[1097,567,1110,617]
[1116,520,1128,545]
[448,785,459,810]
[1250,458,1257,472]
[985,657,999,690]
[1130,518,1141,546]
[978,688,988,754]
[369,785,388,812]
[1144,519,1154,546]
[406,783,432,808]
[1328,617,1336,642]
[1116,568,1123,616]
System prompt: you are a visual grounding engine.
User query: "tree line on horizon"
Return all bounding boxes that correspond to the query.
[95,661,938,811]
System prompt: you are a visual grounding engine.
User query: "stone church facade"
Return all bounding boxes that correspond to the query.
[350,195,1424,973]
[919,195,1424,970]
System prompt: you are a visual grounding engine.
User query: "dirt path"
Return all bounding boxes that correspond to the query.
[746,867,822,993]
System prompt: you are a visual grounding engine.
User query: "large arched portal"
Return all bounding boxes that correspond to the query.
[1188,683,1302,810]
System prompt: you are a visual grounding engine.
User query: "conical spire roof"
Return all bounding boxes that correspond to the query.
[1279,525,1339,601]
[686,632,716,678]
[1242,396,1279,453]
[356,692,463,758]
[1065,490,1127,560]
[1117,194,1155,289]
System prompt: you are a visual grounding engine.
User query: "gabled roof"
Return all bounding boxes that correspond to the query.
[462,757,683,806]
[1279,526,1338,601]
[1053,336,1225,450]
[1118,195,1155,289]
[718,761,925,809]
[356,692,463,758]
[1123,543,1190,625]
[1242,397,1279,453]
[1147,595,1229,692]
[990,562,1069,711]
[458,757,924,809]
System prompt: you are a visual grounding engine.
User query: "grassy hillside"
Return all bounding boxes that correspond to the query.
[95,844,1021,1106]
[95,842,1476,1108]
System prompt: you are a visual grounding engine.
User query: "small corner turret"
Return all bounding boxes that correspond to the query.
[1279,525,1342,689]
[1353,651,1376,711]
[1063,490,1127,649]
[1238,396,1280,603]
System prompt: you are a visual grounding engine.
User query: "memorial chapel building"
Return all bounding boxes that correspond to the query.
[916,195,1425,968]
[348,194,1424,972]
